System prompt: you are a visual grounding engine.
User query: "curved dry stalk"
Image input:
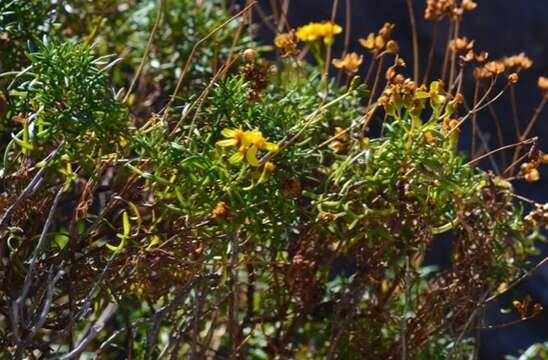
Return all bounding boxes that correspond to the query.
[12,186,64,351]
[507,96,547,174]
[55,303,118,360]
[160,1,257,122]
[123,0,165,104]
[466,137,537,166]
[406,0,419,84]
[422,21,439,85]
[0,142,64,228]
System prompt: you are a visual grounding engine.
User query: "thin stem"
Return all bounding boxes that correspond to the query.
[471,79,480,158]
[161,1,257,121]
[441,20,454,82]
[508,96,547,174]
[448,20,460,92]
[423,21,439,85]
[335,0,352,87]
[406,0,419,83]
[123,0,164,104]
[368,55,385,107]
[466,137,537,166]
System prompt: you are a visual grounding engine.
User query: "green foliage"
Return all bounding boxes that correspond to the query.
[0,0,51,70]
[9,40,126,146]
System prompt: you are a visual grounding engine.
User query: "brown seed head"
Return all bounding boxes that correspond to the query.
[525,168,540,183]
[449,37,474,52]
[508,73,519,84]
[462,0,478,11]
[484,61,506,76]
[538,76,548,92]
[211,201,232,219]
[386,40,399,54]
[243,48,257,60]
[504,53,533,71]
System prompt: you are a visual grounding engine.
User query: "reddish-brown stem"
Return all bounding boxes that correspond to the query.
[448,20,460,92]
[423,21,439,85]
[508,96,547,174]
[471,79,480,158]
[406,0,420,83]
[368,55,385,107]
[441,20,454,82]
[335,0,352,87]
[487,103,507,167]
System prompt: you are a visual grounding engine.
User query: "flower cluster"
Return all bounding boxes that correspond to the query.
[274,30,299,57]
[520,152,548,183]
[425,0,477,21]
[473,53,533,80]
[525,203,548,229]
[449,37,474,52]
[295,21,342,45]
[216,127,278,167]
[503,53,533,71]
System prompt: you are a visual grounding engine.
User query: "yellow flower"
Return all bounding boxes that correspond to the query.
[296,21,342,45]
[332,52,363,75]
[216,127,279,167]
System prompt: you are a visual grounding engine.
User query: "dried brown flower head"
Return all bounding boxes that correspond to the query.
[449,37,474,52]
[503,53,533,71]
[243,48,257,61]
[283,177,302,197]
[525,203,548,228]
[425,0,454,20]
[211,201,232,219]
[508,73,519,84]
[462,0,478,11]
[332,52,363,75]
[239,61,273,99]
[474,60,506,79]
[538,76,548,92]
[386,40,399,54]
[484,61,505,75]
[379,22,396,40]
[274,30,300,57]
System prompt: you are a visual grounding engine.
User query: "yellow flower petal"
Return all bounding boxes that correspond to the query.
[216,139,238,147]
[221,128,237,138]
[359,33,376,49]
[265,142,279,152]
[375,35,385,49]
[229,152,244,164]
[246,146,260,167]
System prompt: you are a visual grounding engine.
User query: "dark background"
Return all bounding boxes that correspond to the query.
[238,0,548,357]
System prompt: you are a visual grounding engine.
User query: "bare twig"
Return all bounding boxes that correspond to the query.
[406,0,419,83]
[55,303,118,360]
[123,0,165,103]
[160,1,257,121]
[12,186,64,350]
[0,142,64,228]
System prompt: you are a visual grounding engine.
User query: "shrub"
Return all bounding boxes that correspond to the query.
[0,0,547,358]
